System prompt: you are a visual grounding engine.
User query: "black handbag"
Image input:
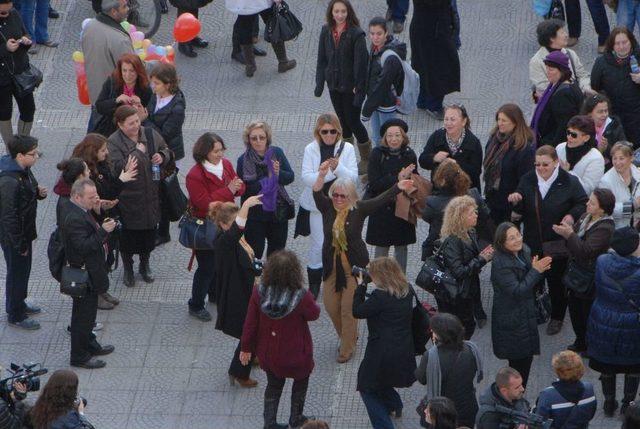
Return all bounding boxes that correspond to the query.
[178,211,217,250]
[161,169,188,222]
[275,197,295,222]
[415,238,459,302]
[0,33,43,98]
[264,0,303,43]
[535,286,552,325]
[562,260,595,295]
[60,265,90,298]
[411,289,438,355]
[545,0,566,20]
[47,228,65,282]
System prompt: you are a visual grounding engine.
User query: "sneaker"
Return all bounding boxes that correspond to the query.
[9,319,40,330]
[41,40,58,48]
[25,303,41,315]
[71,358,106,369]
[189,308,212,322]
[93,322,104,331]
[28,44,38,55]
[392,20,404,34]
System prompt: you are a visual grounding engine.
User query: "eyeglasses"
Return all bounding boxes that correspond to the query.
[24,151,41,158]
[332,193,348,200]
[566,130,579,138]
[320,129,338,135]
[249,135,267,141]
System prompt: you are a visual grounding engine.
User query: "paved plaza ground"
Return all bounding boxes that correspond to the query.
[0,0,627,427]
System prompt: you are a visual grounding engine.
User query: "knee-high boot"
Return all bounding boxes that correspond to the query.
[121,252,135,287]
[622,374,640,415]
[601,374,618,417]
[307,267,322,300]
[264,383,287,429]
[139,253,155,283]
[289,379,312,428]
[271,41,296,73]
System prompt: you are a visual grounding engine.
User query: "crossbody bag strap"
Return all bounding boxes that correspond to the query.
[610,274,640,316]
[534,188,545,245]
[334,140,345,158]
[0,31,17,75]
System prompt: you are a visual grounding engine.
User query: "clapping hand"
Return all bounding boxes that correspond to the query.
[136,142,146,153]
[272,160,280,176]
[531,255,552,273]
[507,192,523,204]
[397,179,414,191]
[433,151,450,163]
[552,221,573,239]
[119,155,138,182]
[480,245,494,262]
[100,199,119,210]
[228,177,243,194]
[318,160,331,177]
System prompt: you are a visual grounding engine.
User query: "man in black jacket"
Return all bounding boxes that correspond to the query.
[0,380,27,429]
[61,178,116,369]
[476,367,532,429]
[0,136,46,330]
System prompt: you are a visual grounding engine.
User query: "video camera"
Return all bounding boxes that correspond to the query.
[494,405,552,429]
[351,266,372,284]
[0,363,48,400]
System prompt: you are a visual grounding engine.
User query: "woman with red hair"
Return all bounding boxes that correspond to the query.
[94,53,152,137]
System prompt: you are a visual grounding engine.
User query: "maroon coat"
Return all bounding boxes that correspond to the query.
[185,159,245,218]
[241,287,320,380]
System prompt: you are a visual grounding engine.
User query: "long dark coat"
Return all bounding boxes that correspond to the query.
[94,76,153,137]
[214,222,256,339]
[146,90,186,161]
[490,246,542,360]
[409,0,460,97]
[365,146,417,247]
[352,284,416,392]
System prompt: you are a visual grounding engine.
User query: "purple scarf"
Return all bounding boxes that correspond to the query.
[242,147,291,212]
[531,82,560,145]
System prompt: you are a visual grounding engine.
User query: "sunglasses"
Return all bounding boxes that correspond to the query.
[320,129,338,135]
[332,193,348,200]
[566,130,579,138]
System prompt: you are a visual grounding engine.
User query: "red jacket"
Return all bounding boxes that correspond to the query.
[185,159,245,218]
[241,287,320,380]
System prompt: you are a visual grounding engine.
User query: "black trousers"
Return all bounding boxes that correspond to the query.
[243,218,288,260]
[1,242,31,323]
[0,82,35,122]
[508,355,533,387]
[567,292,594,350]
[233,8,273,46]
[545,257,568,321]
[189,249,215,310]
[232,14,259,53]
[329,90,369,143]
[436,295,475,340]
[229,341,252,380]
[70,292,99,364]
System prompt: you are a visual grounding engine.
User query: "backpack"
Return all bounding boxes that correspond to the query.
[47,228,65,282]
[381,49,420,116]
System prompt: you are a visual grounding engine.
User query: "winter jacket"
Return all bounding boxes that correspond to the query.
[598,115,626,167]
[592,51,640,146]
[0,10,31,86]
[48,410,95,429]
[54,177,72,225]
[0,155,42,253]
[535,380,597,429]
[565,214,615,278]
[361,36,406,118]
[476,383,532,429]
[225,0,272,15]
[490,246,542,360]
[587,252,640,367]
[556,143,605,195]
[315,25,368,97]
[598,164,640,228]
[513,168,588,255]
[535,82,584,147]
[0,397,26,429]
[92,161,124,203]
[236,146,294,222]
[241,285,320,380]
[352,284,416,392]
[146,90,186,161]
[81,14,133,105]
[94,76,153,137]
[107,127,170,230]
[299,140,358,213]
[185,160,245,218]
[440,232,487,299]
[365,145,417,247]
[529,46,591,94]
[419,128,483,190]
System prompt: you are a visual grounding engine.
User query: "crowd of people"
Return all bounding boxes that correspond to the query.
[2,0,640,428]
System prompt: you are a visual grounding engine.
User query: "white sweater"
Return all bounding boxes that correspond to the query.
[299,140,359,212]
[556,143,604,196]
[599,165,640,228]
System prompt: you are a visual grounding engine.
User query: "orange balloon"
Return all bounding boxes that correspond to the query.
[77,75,90,105]
[173,13,201,43]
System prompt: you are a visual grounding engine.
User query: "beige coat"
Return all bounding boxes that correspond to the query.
[81,15,133,105]
[529,46,591,96]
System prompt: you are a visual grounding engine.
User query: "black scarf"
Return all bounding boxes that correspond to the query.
[483,132,512,192]
[565,143,592,169]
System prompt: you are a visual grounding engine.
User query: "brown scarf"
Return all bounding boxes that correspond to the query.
[332,208,350,291]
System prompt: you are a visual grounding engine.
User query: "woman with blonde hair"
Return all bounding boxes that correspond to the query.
[299,113,358,299]
[237,120,295,259]
[599,142,640,228]
[439,195,493,339]
[312,162,412,363]
[352,257,416,428]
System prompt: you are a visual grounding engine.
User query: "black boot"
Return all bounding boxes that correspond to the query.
[178,42,197,58]
[622,375,640,415]
[601,374,618,417]
[158,0,168,13]
[289,379,313,428]
[231,29,245,64]
[122,253,135,287]
[264,382,286,429]
[191,36,209,48]
[271,41,296,73]
[139,253,155,283]
[307,267,322,300]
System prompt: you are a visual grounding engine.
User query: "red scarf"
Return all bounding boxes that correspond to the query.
[123,84,135,97]
[332,22,347,46]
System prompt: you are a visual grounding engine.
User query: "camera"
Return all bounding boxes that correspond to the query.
[251,258,264,276]
[74,396,87,408]
[494,405,552,429]
[351,266,371,284]
[103,217,122,231]
[0,363,47,400]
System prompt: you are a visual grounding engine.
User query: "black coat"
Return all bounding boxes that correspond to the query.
[92,161,124,202]
[146,90,186,161]
[513,168,588,255]
[419,128,483,190]
[352,284,416,392]
[483,137,536,225]
[365,146,417,246]
[361,36,406,117]
[440,232,487,298]
[476,383,531,429]
[490,246,542,360]
[410,0,460,97]
[592,51,640,146]
[94,76,153,137]
[315,25,368,97]
[535,82,584,147]
[60,202,110,295]
[600,116,627,168]
[0,10,30,87]
[214,222,256,339]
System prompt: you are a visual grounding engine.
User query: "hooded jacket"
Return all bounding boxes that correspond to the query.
[476,383,531,429]
[535,380,596,429]
[361,36,406,118]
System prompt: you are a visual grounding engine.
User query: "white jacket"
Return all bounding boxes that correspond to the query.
[556,143,604,195]
[299,140,359,212]
[599,165,640,228]
[225,0,272,15]
[529,46,591,94]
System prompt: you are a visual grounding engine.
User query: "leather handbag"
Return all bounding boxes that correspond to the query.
[275,197,295,222]
[264,0,303,43]
[535,286,552,324]
[161,169,188,222]
[562,259,595,295]
[415,238,459,303]
[0,33,43,97]
[178,210,217,250]
[60,265,90,298]
[534,190,569,259]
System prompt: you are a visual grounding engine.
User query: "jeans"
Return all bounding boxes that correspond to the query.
[243,218,288,260]
[2,242,32,323]
[70,292,99,363]
[189,249,215,310]
[617,0,640,33]
[565,0,611,45]
[329,90,369,143]
[360,388,403,429]
[20,0,50,43]
[370,110,397,146]
[386,0,409,23]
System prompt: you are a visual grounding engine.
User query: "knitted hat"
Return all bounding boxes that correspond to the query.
[610,226,640,257]
[380,118,409,137]
[543,50,571,73]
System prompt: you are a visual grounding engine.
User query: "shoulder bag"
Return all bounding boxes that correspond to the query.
[535,188,569,259]
[562,259,595,295]
[0,32,43,98]
[415,237,459,302]
[60,265,90,298]
[178,208,218,250]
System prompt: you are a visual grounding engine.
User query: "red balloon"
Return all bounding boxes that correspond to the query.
[77,76,90,105]
[173,13,201,43]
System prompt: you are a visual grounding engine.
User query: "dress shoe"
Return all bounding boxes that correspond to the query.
[155,235,170,246]
[189,308,212,322]
[253,46,267,56]
[546,319,563,336]
[191,37,209,48]
[91,344,115,356]
[25,303,41,315]
[178,42,197,58]
[9,318,40,330]
[603,399,618,417]
[71,358,106,369]
[101,292,120,306]
[228,375,258,388]
[48,7,59,18]
[97,295,115,310]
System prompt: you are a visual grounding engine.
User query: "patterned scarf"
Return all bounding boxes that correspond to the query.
[332,208,350,292]
[483,132,512,191]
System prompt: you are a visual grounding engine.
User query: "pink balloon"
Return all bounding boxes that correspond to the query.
[132,31,145,42]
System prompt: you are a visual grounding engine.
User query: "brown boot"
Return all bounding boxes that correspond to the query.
[271,41,296,73]
[241,44,256,77]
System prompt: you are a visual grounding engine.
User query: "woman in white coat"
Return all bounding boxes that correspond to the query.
[225,0,296,77]
[599,142,640,228]
[556,115,604,195]
[300,113,358,299]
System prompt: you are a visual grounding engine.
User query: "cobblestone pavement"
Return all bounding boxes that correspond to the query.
[0,0,625,428]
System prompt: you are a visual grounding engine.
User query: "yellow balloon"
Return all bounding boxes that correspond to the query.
[72,51,84,63]
[138,52,147,61]
[166,46,174,55]
[132,40,142,49]
[142,39,152,49]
